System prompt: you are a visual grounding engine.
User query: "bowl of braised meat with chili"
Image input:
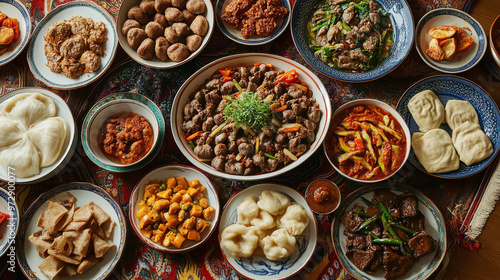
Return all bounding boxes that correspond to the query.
[171,53,331,181]
[331,185,446,280]
[324,99,410,183]
[83,94,162,171]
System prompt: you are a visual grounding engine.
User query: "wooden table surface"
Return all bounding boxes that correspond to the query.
[442,0,500,279]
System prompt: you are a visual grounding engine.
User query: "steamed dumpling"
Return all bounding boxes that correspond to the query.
[261,229,296,261]
[412,129,459,173]
[0,115,25,148]
[2,93,57,127]
[257,190,290,216]
[0,134,41,178]
[237,196,260,225]
[220,224,259,260]
[277,203,309,235]
[408,90,445,132]
[445,100,479,130]
[452,121,493,166]
[250,210,275,230]
[27,117,67,167]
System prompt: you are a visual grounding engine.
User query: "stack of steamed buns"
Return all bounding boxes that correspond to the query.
[408,90,493,173]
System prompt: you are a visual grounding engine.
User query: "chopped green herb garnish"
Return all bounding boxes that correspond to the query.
[224,91,272,133]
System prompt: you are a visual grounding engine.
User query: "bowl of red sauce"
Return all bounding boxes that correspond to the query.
[82,93,164,172]
[324,99,411,183]
[305,179,341,215]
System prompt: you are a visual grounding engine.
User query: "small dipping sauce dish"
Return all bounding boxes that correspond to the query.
[305,179,341,215]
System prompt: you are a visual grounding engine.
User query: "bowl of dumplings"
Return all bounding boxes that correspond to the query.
[396,75,500,179]
[218,183,317,280]
[0,88,77,184]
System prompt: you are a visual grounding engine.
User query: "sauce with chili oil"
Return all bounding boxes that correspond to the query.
[325,105,407,181]
[100,113,154,165]
[306,180,341,214]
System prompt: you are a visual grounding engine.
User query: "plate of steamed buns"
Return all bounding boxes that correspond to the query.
[218,183,317,280]
[396,75,500,179]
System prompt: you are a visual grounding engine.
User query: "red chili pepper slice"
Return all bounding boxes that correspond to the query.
[222,76,232,83]
[354,138,364,150]
[219,69,232,76]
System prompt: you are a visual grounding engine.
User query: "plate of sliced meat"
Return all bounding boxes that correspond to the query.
[331,185,446,280]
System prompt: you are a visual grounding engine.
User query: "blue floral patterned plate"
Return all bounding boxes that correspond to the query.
[0,187,18,258]
[219,183,317,280]
[0,0,31,66]
[16,182,126,280]
[415,8,487,73]
[215,0,290,45]
[291,0,414,82]
[396,75,500,179]
[331,185,447,280]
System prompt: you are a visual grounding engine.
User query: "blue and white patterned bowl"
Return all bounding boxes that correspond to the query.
[396,75,500,179]
[331,184,447,280]
[130,164,220,253]
[27,1,118,89]
[415,8,487,73]
[16,182,127,280]
[291,0,414,82]
[215,0,291,45]
[82,92,165,173]
[0,187,18,258]
[0,0,31,66]
[219,183,317,280]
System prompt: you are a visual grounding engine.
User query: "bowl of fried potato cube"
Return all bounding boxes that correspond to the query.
[129,164,220,252]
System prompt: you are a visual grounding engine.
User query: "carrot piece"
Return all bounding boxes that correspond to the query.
[186,131,203,141]
[218,69,232,76]
[222,76,232,83]
[271,103,287,112]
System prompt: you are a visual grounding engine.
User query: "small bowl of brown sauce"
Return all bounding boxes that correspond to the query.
[82,92,164,172]
[305,179,341,215]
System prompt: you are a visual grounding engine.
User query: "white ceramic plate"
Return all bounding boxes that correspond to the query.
[331,185,447,280]
[27,1,118,89]
[0,187,18,258]
[116,0,214,69]
[171,53,332,181]
[415,8,486,73]
[129,164,220,253]
[218,183,317,280]
[0,87,77,184]
[215,0,290,45]
[0,0,31,66]
[17,183,127,280]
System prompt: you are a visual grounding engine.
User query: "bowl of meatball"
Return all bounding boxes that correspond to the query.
[171,53,332,181]
[82,92,164,172]
[117,0,214,69]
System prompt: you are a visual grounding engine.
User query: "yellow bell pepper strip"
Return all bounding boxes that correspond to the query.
[365,166,381,179]
[209,121,227,138]
[361,130,377,160]
[334,126,356,136]
[370,124,388,142]
[339,137,351,153]
[338,150,363,163]
[351,156,373,171]
[378,123,401,140]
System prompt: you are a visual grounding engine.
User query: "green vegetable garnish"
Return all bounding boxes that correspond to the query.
[160,184,166,191]
[224,91,272,133]
[193,201,199,205]
[171,229,179,234]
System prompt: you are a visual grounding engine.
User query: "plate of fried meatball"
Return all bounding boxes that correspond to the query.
[27,1,118,90]
[117,0,214,69]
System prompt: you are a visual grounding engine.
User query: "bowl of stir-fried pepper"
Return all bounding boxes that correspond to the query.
[291,0,414,82]
[324,99,411,182]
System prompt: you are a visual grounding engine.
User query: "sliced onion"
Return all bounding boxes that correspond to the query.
[283,148,298,161]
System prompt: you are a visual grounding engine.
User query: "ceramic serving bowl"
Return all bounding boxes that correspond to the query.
[129,164,220,253]
[324,99,411,183]
[215,0,290,45]
[291,0,414,82]
[331,184,447,280]
[82,92,163,172]
[415,8,487,73]
[0,0,31,66]
[171,53,331,181]
[27,1,118,90]
[489,15,500,68]
[396,75,500,179]
[0,87,77,184]
[116,0,214,69]
[17,182,127,280]
[218,183,317,280]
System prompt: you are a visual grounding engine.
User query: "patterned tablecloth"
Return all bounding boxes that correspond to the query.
[0,0,488,279]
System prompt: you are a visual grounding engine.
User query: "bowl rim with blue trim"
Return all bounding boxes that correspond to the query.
[291,0,414,83]
[0,0,32,66]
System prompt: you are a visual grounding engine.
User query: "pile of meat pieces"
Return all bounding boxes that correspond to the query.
[341,190,436,279]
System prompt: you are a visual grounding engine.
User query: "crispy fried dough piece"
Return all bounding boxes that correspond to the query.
[38,256,66,280]
[42,201,69,233]
[92,234,115,258]
[76,254,101,274]
[29,231,52,258]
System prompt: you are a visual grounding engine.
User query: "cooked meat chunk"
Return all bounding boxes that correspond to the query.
[383,251,414,279]
[398,193,418,218]
[80,50,101,72]
[342,6,355,23]
[372,189,397,208]
[341,211,364,232]
[408,232,435,258]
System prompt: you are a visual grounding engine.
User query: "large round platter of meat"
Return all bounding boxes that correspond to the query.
[171,53,331,181]
[331,185,446,280]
